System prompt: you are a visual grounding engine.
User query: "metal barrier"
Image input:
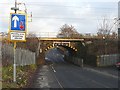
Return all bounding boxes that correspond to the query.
[15,48,36,66]
[97,54,119,66]
[2,44,36,66]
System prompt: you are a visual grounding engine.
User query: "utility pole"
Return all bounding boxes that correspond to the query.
[118,2,120,39]
[118,1,120,61]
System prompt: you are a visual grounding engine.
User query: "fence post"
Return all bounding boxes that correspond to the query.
[96,56,100,67]
[81,59,83,68]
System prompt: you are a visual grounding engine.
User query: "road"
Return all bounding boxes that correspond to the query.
[45,48,65,62]
[30,48,119,88]
[31,62,119,88]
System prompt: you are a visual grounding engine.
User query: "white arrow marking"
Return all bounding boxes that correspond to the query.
[12,15,19,28]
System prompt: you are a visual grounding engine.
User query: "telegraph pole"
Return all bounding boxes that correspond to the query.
[118,1,120,62]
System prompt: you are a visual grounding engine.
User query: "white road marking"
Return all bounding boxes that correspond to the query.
[50,64,63,88]
[54,73,63,88]
[52,66,56,72]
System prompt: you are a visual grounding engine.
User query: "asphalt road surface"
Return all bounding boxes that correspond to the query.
[31,48,119,88]
[31,62,119,88]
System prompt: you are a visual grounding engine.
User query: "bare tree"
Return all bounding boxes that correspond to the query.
[57,24,82,38]
[97,17,117,39]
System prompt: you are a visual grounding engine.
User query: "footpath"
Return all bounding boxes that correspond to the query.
[29,65,61,88]
[83,65,119,79]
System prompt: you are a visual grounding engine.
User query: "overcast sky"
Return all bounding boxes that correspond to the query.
[0,0,119,36]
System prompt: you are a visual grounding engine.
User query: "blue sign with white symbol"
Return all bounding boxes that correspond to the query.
[11,14,26,31]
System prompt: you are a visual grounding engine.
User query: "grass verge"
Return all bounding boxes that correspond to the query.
[2,64,37,88]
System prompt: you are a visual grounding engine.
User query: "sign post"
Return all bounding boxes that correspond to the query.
[9,13,27,82]
[9,1,27,82]
[13,42,16,82]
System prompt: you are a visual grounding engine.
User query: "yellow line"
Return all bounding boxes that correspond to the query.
[39,38,84,41]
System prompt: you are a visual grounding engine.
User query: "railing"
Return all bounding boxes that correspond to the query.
[1,32,109,39]
[2,44,36,66]
[26,32,98,38]
[26,32,58,38]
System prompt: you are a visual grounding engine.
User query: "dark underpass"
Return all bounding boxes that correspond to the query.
[45,46,73,63]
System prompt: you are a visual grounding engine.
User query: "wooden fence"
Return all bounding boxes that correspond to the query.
[2,44,36,66]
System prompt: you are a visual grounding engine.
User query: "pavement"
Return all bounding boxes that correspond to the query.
[30,65,62,88]
[83,65,119,79]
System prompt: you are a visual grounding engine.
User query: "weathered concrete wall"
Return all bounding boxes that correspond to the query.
[66,56,83,67]
[96,54,119,67]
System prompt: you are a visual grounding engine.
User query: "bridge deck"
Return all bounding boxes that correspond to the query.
[39,38,84,41]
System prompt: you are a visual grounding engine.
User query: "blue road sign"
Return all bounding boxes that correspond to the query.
[11,14,26,31]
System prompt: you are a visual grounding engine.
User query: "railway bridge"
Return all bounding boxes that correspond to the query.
[36,38,87,64]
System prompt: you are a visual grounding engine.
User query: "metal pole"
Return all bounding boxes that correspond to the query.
[118,1,120,57]
[13,42,16,82]
[15,0,17,13]
[13,0,17,82]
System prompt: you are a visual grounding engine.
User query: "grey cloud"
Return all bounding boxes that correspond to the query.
[0,0,118,35]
